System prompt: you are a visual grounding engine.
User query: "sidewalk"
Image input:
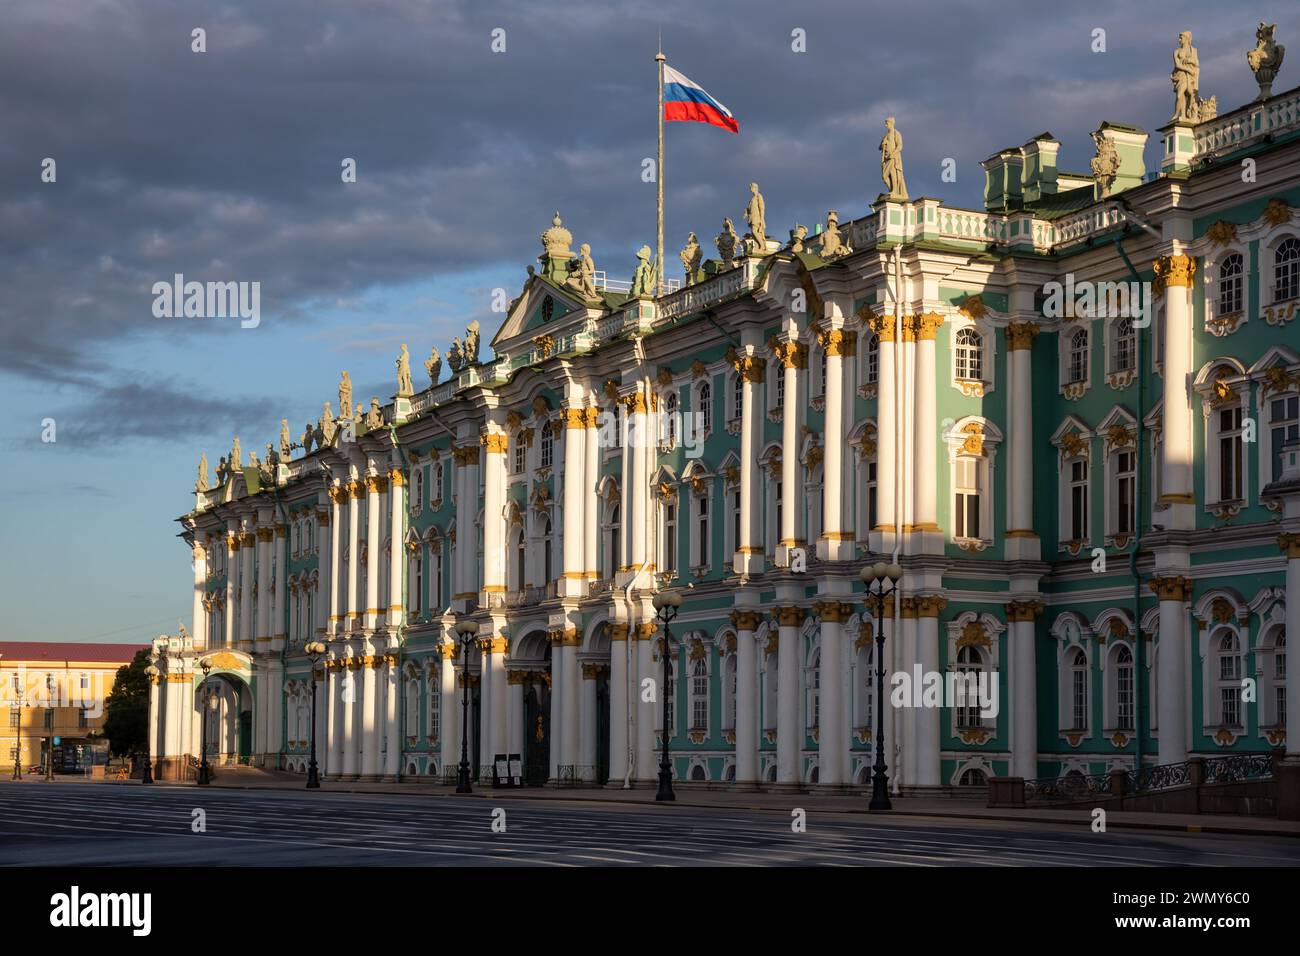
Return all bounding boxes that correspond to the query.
[14,773,1300,838]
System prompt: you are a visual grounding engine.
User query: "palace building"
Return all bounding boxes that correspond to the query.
[151,28,1300,794]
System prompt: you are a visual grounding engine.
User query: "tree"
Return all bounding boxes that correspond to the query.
[102,648,151,759]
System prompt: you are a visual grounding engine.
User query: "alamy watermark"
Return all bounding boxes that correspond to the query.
[152,273,260,328]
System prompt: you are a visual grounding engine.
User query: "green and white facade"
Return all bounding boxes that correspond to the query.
[150,55,1300,793]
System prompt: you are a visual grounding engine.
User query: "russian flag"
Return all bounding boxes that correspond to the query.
[663,64,739,133]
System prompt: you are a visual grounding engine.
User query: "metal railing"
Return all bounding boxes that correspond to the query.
[1024,770,1112,802]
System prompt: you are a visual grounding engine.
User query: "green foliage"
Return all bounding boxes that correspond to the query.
[101,648,151,758]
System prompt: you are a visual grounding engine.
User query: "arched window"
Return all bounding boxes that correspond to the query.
[1069,648,1089,730]
[1218,252,1244,315]
[1217,402,1245,502]
[404,675,420,736]
[953,455,982,540]
[1068,327,1088,383]
[818,348,827,395]
[807,649,821,731]
[732,374,743,420]
[1068,456,1089,542]
[865,332,880,384]
[1269,393,1299,481]
[1111,317,1135,373]
[661,500,677,574]
[1276,632,1288,728]
[428,667,441,740]
[959,768,988,786]
[690,658,709,730]
[694,491,709,568]
[689,764,706,781]
[723,652,737,730]
[1114,645,1135,730]
[955,646,984,728]
[513,437,525,474]
[411,469,424,513]
[540,421,554,469]
[1216,632,1242,726]
[663,392,678,447]
[697,382,712,436]
[433,461,444,502]
[605,502,620,578]
[1275,235,1300,302]
[411,551,423,614]
[955,328,983,381]
[774,361,785,407]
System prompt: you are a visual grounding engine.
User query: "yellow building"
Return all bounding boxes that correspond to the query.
[0,641,147,775]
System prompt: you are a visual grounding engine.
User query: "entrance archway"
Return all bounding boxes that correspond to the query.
[514,629,552,786]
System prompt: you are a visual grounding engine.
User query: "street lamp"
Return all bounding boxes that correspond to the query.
[11,686,23,780]
[304,641,327,789]
[141,665,158,784]
[860,561,903,811]
[453,619,479,793]
[652,590,683,802]
[197,660,212,785]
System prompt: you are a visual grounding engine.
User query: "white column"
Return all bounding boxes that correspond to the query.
[609,624,629,783]
[440,642,459,777]
[628,395,649,576]
[191,541,208,652]
[478,638,494,773]
[548,634,561,780]
[148,674,161,765]
[732,608,760,787]
[1156,255,1196,525]
[365,473,383,632]
[775,606,803,787]
[359,650,379,780]
[915,598,945,787]
[341,657,358,778]
[225,527,238,648]
[636,625,656,783]
[733,349,763,573]
[481,432,507,604]
[872,315,896,550]
[815,600,848,787]
[914,315,941,534]
[272,521,287,643]
[507,670,525,762]
[327,487,342,636]
[256,524,272,646]
[562,631,579,778]
[1283,535,1300,758]
[580,662,599,781]
[347,476,361,631]
[561,407,587,599]
[490,635,508,760]
[1153,576,1191,765]
[326,657,343,778]
[1008,601,1042,779]
[584,408,600,581]
[384,654,399,780]
[900,606,917,789]
[239,525,254,648]
[817,323,849,561]
[388,466,405,630]
[776,339,804,563]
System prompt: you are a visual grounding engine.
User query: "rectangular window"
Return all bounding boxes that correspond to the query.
[1071,670,1088,730]
[1270,395,1299,481]
[954,458,980,540]
[1070,459,1088,541]
[513,441,524,475]
[1221,687,1240,726]
[1279,686,1287,728]
[43,710,54,729]
[663,503,676,573]
[775,368,785,407]
[1115,450,1135,535]
[697,495,709,567]
[78,709,88,729]
[8,710,17,729]
[867,460,878,530]
[1219,407,1244,501]
[1117,666,1134,730]
[731,491,741,552]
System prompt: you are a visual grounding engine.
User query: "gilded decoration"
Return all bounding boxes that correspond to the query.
[958,422,985,456]
[958,294,987,319]
[1152,254,1196,295]
[956,621,990,650]
[1205,220,1238,246]
[1262,198,1293,226]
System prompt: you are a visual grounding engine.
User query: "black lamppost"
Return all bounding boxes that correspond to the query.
[653,590,683,802]
[141,666,157,784]
[860,561,902,811]
[305,641,326,789]
[197,660,212,785]
[454,619,479,793]
[11,686,23,780]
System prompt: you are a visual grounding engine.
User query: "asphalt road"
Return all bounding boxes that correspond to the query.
[2,782,1298,866]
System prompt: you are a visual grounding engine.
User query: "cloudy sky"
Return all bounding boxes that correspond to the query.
[1,0,1294,644]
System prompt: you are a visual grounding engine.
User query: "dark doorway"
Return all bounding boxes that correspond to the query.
[471,683,482,779]
[595,670,610,785]
[237,710,252,762]
[524,673,551,786]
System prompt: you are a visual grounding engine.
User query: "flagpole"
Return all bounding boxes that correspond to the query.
[655,48,665,298]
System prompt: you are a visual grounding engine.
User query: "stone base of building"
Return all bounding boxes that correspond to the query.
[1277,762,1300,821]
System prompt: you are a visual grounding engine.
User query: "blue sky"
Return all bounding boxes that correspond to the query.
[1,0,1295,643]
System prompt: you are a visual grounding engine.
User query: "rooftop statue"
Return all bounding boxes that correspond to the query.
[1090,130,1121,196]
[396,343,414,397]
[880,117,908,200]
[819,209,852,258]
[365,398,383,430]
[301,421,315,455]
[1248,22,1285,100]
[215,455,229,488]
[744,182,767,254]
[538,212,575,283]
[321,402,337,445]
[231,436,242,469]
[339,371,353,420]
[565,242,599,300]
[265,443,279,473]
[279,419,291,460]
[464,321,481,365]
[631,245,657,298]
[1171,31,1216,122]
[716,217,739,262]
[424,345,442,385]
[448,337,464,374]
[197,452,209,492]
[679,232,702,285]
[789,224,808,254]
[257,449,274,484]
